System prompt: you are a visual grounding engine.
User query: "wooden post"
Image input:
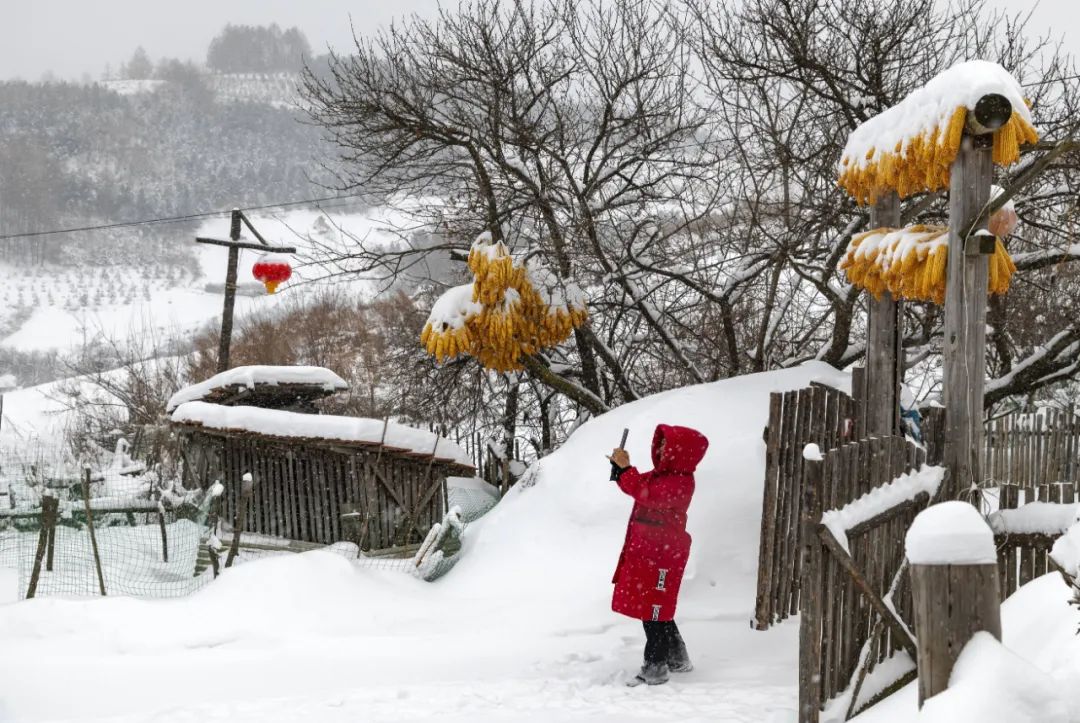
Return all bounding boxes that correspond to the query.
[942,130,995,499]
[865,193,903,437]
[798,448,825,723]
[225,471,254,568]
[208,490,222,578]
[908,503,1001,706]
[25,495,58,599]
[158,507,169,563]
[196,209,296,374]
[45,499,56,572]
[217,210,242,373]
[82,468,107,596]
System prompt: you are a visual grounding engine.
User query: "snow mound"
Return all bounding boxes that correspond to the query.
[0,361,849,722]
[906,501,996,565]
[918,632,1070,723]
[1051,521,1080,580]
[853,574,1080,723]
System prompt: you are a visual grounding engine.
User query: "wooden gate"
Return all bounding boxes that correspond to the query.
[755,383,855,629]
[799,436,934,722]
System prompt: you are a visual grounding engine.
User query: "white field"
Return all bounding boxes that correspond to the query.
[0,204,403,355]
[0,362,852,722]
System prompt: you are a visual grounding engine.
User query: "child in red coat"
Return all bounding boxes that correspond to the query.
[610,424,708,686]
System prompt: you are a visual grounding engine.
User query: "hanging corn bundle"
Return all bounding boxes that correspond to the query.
[840,192,1021,304]
[420,232,588,372]
[838,61,1038,205]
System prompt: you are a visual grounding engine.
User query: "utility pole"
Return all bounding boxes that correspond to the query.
[196,209,296,373]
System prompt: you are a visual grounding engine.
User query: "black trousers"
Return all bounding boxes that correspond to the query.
[642,620,684,664]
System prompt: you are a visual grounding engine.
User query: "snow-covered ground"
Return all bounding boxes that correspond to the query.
[4,359,1076,722]
[852,573,1080,723]
[0,361,852,722]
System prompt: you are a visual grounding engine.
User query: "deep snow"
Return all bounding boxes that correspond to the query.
[0,361,851,722]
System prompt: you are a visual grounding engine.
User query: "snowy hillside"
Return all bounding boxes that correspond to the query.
[0,362,849,722]
[0,204,403,357]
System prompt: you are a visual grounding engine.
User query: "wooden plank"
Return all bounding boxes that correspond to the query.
[852,366,866,441]
[942,135,992,499]
[841,444,859,681]
[820,451,839,699]
[818,526,917,658]
[798,456,824,722]
[789,387,814,615]
[773,391,797,623]
[911,563,1001,705]
[845,493,931,539]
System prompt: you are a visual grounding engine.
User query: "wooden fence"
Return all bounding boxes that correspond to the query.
[993,481,1078,600]
[178,429,472,550]
[800,436,930,722]
[985,409,1080,493]
[755,383,856,630]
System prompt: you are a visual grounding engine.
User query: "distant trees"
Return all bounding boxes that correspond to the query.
[207,24,311,74]
[123,47,154,80]
[0,78,322,266]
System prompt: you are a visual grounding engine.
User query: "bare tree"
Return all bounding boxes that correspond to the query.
[301,0,1080,433]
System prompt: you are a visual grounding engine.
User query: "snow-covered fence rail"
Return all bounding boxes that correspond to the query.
[990,483,1079,599]
[984,409,1080,494]
[798,436,934,723]
[755,383,856,630]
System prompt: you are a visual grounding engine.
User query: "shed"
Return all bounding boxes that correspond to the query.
[169,366,474,551]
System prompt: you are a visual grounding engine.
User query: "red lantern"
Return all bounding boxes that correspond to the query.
[252,254,292,294]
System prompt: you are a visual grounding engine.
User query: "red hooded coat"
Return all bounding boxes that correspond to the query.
[611,424,708,622]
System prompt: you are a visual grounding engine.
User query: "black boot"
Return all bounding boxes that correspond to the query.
[626,661,670,687]
[666,633,693,673]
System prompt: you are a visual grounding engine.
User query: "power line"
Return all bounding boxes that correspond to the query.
[0,192,369,242]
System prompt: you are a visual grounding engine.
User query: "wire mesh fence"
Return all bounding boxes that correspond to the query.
[0,441,500,601]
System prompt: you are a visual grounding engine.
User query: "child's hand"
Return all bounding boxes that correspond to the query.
[610,448,630,468]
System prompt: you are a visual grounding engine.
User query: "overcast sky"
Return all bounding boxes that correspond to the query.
[3,0,1079,82]
[2,0,442,81]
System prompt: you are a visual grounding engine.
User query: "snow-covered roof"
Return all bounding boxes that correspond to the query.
[166,366,348,412]
[838,60,1038,204]
[170,401,474,468]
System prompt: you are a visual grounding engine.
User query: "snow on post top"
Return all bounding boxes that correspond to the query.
[802,443,823,461]
[166,365,348,412]
[905,501,996,565]
[838,60,1038,205]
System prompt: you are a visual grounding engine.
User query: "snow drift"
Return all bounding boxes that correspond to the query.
[0,362,850,722]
